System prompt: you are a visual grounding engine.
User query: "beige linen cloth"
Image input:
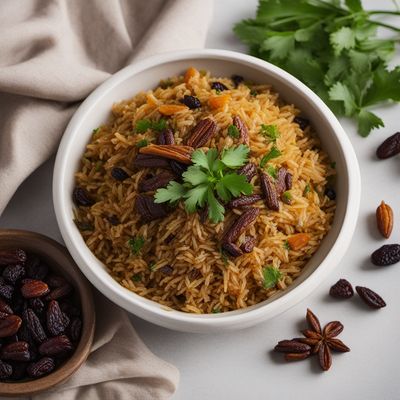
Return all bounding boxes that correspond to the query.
[0,0,214,398]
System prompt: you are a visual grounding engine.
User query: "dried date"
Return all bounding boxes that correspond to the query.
[0,360,12,378]
[227,194,262,209]
[23,309,47,343]
[376,132,400,159]
[0,249,27,265]
[39,335,73,357]
[237,163,257,182]
[27,357,55,378]
[136,194,169,222]
[21,280,49,299]
[371,244,400,266]
[1,341,30,361]
[139,171,175,192]
[133,153,170,168]
[260,172,279,211]
[222,208,260,244]
[47,300,68,336]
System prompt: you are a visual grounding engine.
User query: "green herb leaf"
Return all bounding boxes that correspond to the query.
[184,184,209,213]
[154,181,186,204]
[303,183,311,196]
[282,191,292,203]
[128,237,145,255]
[135,119,151,133]
[266,165,277,179]
[283,241,290,250]
[136,139,148,148]
[148,262,156,271]
[357,109,384,137]
[207,188,225,223]
[215,173,253,201]
[182,166,209,186]
[92,127,100,135]
[260,124,280,141]
[328,82,357,116]
[211,308,221,314]
[260,146,281,167]
[330,27,356,56]
[345,0,362,12]
[228,125,240,138]
[152,118,167,132]
[131,273,142,282]
[220,144,250,168]
[263,265,282,289]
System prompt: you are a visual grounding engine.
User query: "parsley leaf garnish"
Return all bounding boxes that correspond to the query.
[263,265,282,289]
[260,124,280,141]
[135,118,167,133]
[131,273,142,282]
[154,145,253,223]
[228,125,240,138]
[303,183,311,196]
[128,237,145,255]
[266,165,277,179]
[234,0,400,136]
[260,146,281,167]
[136,139,148,148]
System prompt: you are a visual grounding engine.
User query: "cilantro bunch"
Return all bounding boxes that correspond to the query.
[154,145,253,223]
[234,0,400,136]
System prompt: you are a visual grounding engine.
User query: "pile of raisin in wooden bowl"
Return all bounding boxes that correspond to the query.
[0,230,95,397]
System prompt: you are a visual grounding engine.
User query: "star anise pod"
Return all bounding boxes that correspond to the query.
[298,309,350,371]
[274,309,350,372]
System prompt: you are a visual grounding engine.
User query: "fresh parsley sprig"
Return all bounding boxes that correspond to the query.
[234,0,400,136]
[154,145,253,223]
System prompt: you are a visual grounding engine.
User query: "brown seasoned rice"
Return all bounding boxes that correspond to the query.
[74,68,336,314]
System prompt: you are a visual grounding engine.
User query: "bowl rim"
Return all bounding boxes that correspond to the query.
[0,229,95,396]
[53,48,361,329]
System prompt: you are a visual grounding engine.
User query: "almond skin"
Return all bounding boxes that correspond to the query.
[376,200,393,239]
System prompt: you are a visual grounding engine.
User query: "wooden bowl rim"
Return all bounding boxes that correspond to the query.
[0,229,95,396]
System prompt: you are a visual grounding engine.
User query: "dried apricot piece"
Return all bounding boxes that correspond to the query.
[158,104,188,116]
[208,94,231,109]
[287,233,310,250]
[184,67,199,84]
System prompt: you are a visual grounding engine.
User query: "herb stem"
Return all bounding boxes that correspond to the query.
[368,10,400,16]
[368,20,400,33]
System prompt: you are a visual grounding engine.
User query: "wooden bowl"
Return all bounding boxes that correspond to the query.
[0,229,95,397]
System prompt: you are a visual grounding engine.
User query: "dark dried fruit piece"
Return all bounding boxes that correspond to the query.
[211,81,228,91]
[356,286,386,309]
[1,341,30,361]
[0,360,12,378]
[46,284,72,301]
[329,279,354,299]
[9,361,27,380]
[274,340,311,353]
[139,171,176,192]
[222,208,260,244]
[21,280,49,299]
[169,160,187,176]
[67,318,82,342]
[25,256,48,280]
[371,244,400,266]
[231,74,244,87]
[232,116,249,145]
[237,162,257,182]
[46,274,67,289]
[376,132,400,159]
[0,299,12,316]
[227,194,262,209]
[2,264,25,284]
[27,357,55,378]
[111,167,129,181]
[133,153,170,168]
[106,215,120,226]
[23,309,47,344]
[136,194,170,222]
[293,116,310,130]
[275,167,289,195]
[221,241,243,258]
[72,187,95,207]
[180,95,201,109]
[39,335,73,356]
[325,187,336,200]
[285,172,292,190]
[157,129,175,145]
[0,249,27,265]
[47,300,68,336]
[160,265,173,275]
[0,315,22,338]
[186,118,217,148]
[240,236,256,253]
[260,172,279,211]
[0,280,13,300]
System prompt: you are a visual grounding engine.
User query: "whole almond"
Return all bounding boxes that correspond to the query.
[376,200,393,239]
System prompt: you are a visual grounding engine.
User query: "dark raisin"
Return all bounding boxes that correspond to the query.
[107,215,120,226]
[293,116,310,130]
[164,234,175,244]
[23,309,47,344]
[25,256,48,280]
[27,357,55,378]
[111,167,129,181]
[9,361,26,380]
[0,360,12,379]
[72,187,95,207]
[67,318,82,342]
[0,279,14,300]
[0,299,13,315]
[160,265,173,275]
[2,264,25,284]
[356,286,386,309]
[46,284,72,301]
[180,95,201,109]
[329,279,354,299]
[324,187,336,200]
[38,335,73,357]
[211,82,228,92]
[371,244,400,266]
[46,274,67,289]
[47,300,68,336]
[231,75,244,87]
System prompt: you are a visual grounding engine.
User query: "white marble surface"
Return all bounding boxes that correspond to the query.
[1,1,400,399]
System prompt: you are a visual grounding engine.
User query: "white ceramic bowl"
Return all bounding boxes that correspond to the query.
[53,49,361,333]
